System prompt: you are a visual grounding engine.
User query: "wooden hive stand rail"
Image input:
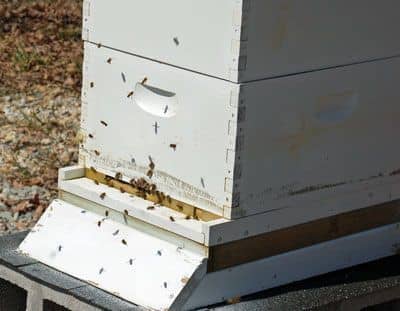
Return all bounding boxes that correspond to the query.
[208,199,400,272]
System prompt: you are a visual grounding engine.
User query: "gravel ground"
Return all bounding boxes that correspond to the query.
[0,89,80,234]
[0,0,82,235]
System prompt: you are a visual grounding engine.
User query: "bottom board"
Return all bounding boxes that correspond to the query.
[18,200,206,311]
[18,198,400,310]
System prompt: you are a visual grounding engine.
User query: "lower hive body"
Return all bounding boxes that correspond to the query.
[81,42,400,220]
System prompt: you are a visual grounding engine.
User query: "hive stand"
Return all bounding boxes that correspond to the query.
[16,166,400,310]
[2,232,400,310]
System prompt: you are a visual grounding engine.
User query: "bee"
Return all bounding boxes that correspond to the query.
[100,120,108,127]
[112,230,119,236]
[115,172,122,180]
[120,187,125,193]
[163,282,168,289]
[181,277,189,284]
[90,166,97,173]
[153,122,159,134]
[156,191,163,204]
[173,37,179,45]
[160,192,166,200]
[88,134,94,139]
[107,58,112,64]
[157,250,162,256]
[127,91,134,98]
[169,216,175,222]
[185,215,191,220]
[105,210,109,217]
[228,297,242,304]
[121,72,126,83]
[147,206,155,211]
[100,192,106,200]
[169,144,177,151]
[124,209,129,215]
[90,82,94,88]
[148,157,155,170]
[94,180,99,185]
[141,77,148,85]
[122,239,127,245]
[129,259,134,265]
[94,150,100,156]
[146,170,153,179]
[97,220,102,227]
[81,210,87,214]
[137,192,147,199]
[99,267,104,274]
[97,43,102,48]
[58,245,62,252]
[149,184,157,192]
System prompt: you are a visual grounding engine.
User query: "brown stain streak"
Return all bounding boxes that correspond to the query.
[289,181,347,196]
[85,168,220,222]
[289,172,387,197]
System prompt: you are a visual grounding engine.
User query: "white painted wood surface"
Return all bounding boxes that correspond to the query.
[240,0,400,81]
[83,0,400,82]
[19,200,400,310]
[18,200,207,311]
[82,42,400,220]
[57,166,400,247]
[81,42,237,217]
[82,0,242,81]
[205,174,400,246]
[59,176,206,244]
[234,56,400,218]
[182,222,400,310]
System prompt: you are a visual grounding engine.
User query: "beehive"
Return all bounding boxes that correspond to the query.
[19,1,400,310]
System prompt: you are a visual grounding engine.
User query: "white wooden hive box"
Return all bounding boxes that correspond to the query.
[81,42,400,220]
[82,0,400,82]
[18,3,400,310]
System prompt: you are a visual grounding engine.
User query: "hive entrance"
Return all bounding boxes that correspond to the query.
[85,168,221,222]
